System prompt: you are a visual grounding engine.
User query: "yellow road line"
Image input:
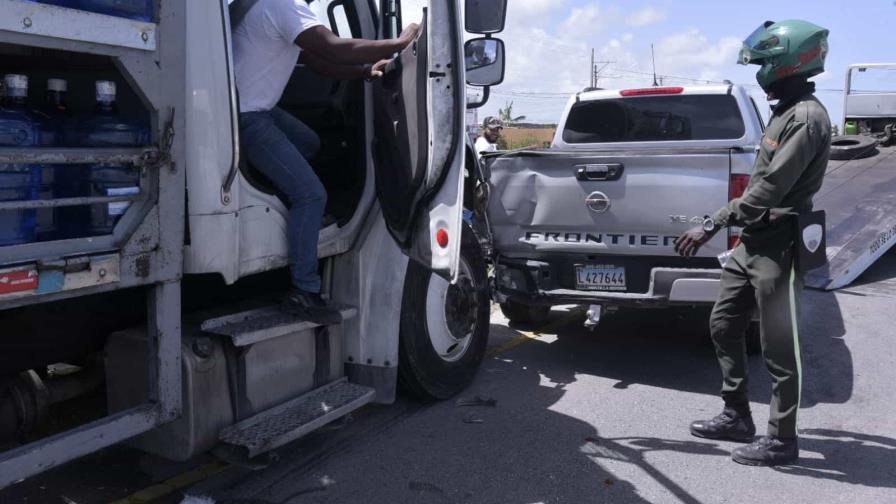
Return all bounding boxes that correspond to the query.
[487,308,585,358]
[111,461,229,504]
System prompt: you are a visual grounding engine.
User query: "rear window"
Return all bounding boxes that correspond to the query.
[562,94,746,143]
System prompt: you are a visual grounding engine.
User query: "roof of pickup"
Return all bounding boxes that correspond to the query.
[576,85,736,101]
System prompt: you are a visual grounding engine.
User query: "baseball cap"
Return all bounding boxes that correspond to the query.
[483,116,504,129]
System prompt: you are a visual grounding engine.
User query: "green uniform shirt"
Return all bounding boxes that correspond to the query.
[713,90,831,245]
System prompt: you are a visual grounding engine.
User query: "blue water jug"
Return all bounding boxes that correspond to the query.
[0,74,42,246]
[40,78,85,240]
[77,0,153,21]
[77,80,148,236]
[28,0,153,22]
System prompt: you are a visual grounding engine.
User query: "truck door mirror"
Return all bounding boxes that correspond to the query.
[464,38,505,87]
[464,0,507,34]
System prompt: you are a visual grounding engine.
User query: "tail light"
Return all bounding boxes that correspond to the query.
[729,174,750,201]
[728,174,750,249]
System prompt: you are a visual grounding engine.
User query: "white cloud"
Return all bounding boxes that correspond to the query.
[560,4,613,40]
[514,0,565,18]
[625,6,666,27]
[655,29,742,71]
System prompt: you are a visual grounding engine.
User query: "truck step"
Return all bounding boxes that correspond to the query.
[218,378,374,458]
[200,305,357,347]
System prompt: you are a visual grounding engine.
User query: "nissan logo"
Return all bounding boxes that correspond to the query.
[585,191,610,213]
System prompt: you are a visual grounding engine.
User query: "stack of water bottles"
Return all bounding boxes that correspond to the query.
[0,74,148,245]
[28,0,154,22]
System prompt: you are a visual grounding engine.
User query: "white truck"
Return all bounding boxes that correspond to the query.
[485,85,766,325]
[0,0,507,486]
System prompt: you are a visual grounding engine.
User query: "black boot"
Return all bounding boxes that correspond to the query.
[281,289,342,325]
[732,435,799,466]
[690,408,756,442]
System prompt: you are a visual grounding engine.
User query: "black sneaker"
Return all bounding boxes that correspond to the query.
[732,435,799,466]
[281,289,342,325]
[690,408,756,442]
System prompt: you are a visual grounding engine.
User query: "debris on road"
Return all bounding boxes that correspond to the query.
[455,395,497,407]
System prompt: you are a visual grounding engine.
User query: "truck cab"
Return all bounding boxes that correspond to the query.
[0,0,506,486]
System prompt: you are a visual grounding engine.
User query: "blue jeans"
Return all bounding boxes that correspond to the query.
[239,107,324,292]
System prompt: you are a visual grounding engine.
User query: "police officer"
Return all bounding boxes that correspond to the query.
[674,20,831,466]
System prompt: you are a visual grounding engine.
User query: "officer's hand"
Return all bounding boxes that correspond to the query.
[674,226,715,257]
[398,23,421,47]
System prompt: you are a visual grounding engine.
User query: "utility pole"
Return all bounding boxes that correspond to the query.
[590,48,595,88]
[651,44,659,87]
[588,48,614,89]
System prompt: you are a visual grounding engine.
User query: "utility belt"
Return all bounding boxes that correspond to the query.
[740,209,826,274]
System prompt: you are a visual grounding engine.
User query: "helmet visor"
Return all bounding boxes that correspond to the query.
[738,21,782,65]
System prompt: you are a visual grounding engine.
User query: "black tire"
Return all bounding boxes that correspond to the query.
[499,300,550,326]
[746,321,762,356]
[397,223,491,400]
[829,135,878,161]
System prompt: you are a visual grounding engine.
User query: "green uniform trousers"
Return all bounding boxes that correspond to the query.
[709,241,803,438]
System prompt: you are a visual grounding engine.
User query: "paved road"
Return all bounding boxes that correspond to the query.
[4,254,896,504]
[174,255,896,504]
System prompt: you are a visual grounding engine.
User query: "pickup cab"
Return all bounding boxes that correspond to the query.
[485,84,766,324]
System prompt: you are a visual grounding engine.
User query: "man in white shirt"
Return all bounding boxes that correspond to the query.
[475,116,504,158]
[231,0,419,324]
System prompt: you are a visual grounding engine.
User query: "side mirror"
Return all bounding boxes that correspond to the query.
[464,0,507,34]
[464,38,505,87]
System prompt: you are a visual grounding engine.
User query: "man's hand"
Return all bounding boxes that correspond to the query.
[365,58,392,81]
[673,226,716,257]
[398,23,421,47]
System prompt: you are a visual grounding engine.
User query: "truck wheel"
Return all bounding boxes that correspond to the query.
[499,300,550,326]
[746,322,762,356]
[829,135,877,161]
[398,224,490,400]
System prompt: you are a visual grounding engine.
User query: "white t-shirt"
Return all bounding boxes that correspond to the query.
[475,136,497,158]
[233,0,323,112]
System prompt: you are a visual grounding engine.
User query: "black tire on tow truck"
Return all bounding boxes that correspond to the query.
[398,223,490,400]
[499,300,550,326]
[829,135,878,161]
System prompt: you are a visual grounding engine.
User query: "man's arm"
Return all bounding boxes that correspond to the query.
[297,24,420,66]
[299,52,390,81]
[712,120,815,228]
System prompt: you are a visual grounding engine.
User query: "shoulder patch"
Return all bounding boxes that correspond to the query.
[764,136,779,148]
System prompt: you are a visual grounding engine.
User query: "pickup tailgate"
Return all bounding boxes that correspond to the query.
[487,148,731,259]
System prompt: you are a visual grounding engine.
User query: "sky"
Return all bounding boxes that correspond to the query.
[403,0,896,127]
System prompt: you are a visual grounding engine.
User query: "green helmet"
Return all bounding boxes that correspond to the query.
[738,20,829,91]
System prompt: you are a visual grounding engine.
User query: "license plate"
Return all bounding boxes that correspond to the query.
[575,264,626,291]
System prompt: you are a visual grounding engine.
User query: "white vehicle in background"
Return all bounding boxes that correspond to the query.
[0,0,508,487]
[485,84,765,327]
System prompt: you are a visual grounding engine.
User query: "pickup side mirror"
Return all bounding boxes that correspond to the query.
[464,38,505,87]
[464,0,507,34]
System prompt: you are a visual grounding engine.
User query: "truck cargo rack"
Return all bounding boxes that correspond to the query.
[0,0,185,489]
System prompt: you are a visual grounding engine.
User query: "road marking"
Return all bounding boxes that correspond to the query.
[487,308,585,358]
[110,461,229,504]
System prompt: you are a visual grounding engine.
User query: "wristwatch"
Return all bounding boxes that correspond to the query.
[702,216,717,234]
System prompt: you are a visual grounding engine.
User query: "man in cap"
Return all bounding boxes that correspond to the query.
[674,19,832,466]
[475,116,504,157]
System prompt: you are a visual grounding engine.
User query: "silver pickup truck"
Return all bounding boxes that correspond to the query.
[486,84,766,324]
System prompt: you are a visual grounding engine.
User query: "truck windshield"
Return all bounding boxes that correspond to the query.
[562,94,745,143]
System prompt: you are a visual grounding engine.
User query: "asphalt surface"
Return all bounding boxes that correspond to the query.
[3,253,896,504]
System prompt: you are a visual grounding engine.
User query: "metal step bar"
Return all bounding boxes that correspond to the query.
[201,305,358,347]
[218,378,375,458]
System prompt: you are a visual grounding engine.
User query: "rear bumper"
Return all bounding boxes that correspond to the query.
[493,257,721,307]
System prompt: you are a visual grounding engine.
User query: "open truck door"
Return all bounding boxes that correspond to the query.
[373,0,505,281]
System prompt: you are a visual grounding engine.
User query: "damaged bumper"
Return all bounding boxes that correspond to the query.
[493,256,721,307]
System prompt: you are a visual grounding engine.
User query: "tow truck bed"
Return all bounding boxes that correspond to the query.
[806,144,896,290]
